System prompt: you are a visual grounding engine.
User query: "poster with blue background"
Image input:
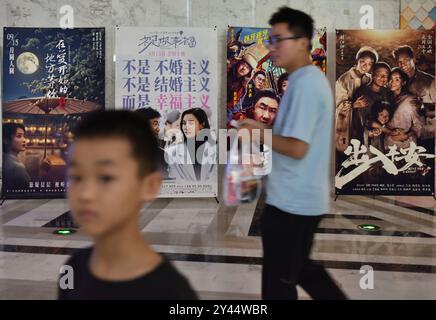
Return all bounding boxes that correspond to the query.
[2,27,105,199]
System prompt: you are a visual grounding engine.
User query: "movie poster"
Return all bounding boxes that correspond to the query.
[115,27,218,198]
[226,26,326,127]
[2,27,105,199]
[335,30,435,195]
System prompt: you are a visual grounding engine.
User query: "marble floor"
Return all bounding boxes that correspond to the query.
[1,190,436,300]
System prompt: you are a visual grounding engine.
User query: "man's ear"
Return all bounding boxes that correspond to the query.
[140,171,163,203]
[299,37,310,52]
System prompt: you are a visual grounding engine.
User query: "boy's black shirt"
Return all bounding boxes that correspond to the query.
[58,247,198,300]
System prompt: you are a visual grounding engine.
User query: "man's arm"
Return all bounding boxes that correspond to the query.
[268,135,309,160]
[238,119,310,160]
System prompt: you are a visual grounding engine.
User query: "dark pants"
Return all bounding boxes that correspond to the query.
[261,204,347,300]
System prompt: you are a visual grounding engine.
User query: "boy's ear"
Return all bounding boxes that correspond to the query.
[140,170,163,203]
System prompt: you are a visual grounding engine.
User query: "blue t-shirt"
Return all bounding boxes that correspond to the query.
[266,65,333,216]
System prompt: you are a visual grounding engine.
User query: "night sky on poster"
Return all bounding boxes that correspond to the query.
[2,27,105,199]
[3,27,105,105]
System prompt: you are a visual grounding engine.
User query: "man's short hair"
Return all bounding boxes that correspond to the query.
[135,107,162,121]
[72,111,159,177]
[2,122,25,152]
[392,45,414,60]
[253,90,280,107]
[269,7,314,51]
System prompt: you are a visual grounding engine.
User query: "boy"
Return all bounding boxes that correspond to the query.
[58,110,197,300]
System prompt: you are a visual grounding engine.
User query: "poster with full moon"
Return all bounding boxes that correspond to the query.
[2,27,105,199]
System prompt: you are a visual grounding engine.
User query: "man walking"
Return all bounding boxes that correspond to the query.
[239,7,347,300]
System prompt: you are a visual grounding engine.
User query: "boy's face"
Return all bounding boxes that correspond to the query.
[67,137,162,238]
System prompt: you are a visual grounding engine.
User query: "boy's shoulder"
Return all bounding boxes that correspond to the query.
[64,247,93,269]
[150,259,198,299]
[153,258,188,283]
[61,248,197,299]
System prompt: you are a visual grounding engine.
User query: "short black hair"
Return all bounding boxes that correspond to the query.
[392,45,414,60]
[135,107,162,121]
[72,111,159,177]
[253,90,280,107]
[372,62,391,74]
[269,6,314,51]
[2,122,25,152]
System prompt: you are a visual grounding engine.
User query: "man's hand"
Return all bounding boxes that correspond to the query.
[238,118,269,131]
[237,119,308,159]
[237,119,270,144]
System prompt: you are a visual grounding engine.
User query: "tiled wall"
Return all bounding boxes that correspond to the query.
[400,0,435,29]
